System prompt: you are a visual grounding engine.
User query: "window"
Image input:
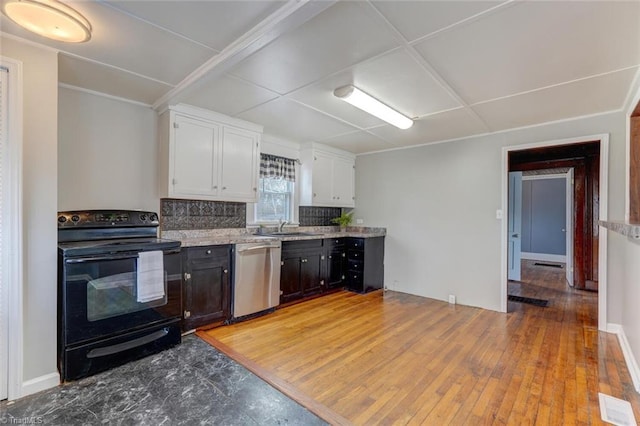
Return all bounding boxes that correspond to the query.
[256,177,294,222]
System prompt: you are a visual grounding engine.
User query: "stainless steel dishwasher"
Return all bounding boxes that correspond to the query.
[233,241,282,319]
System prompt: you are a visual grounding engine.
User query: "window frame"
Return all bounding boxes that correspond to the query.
[247,163,300,226]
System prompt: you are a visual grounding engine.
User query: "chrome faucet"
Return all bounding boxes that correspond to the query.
[278,218,288,232]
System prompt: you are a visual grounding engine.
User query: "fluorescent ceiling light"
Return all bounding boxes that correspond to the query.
[2,0,92,43]
[334,85,413,130]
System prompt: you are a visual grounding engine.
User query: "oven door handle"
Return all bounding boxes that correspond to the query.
[65,249,180,263]
[86,328,169,359]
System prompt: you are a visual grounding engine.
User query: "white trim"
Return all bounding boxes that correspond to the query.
[607,323,640,393]
[0,32,59,53]
[501,133,609,334]
[20,373,60,398]
[170,103,263,133]
[521,252,566,263]
[58,83,153,109]
[0,56,24,401]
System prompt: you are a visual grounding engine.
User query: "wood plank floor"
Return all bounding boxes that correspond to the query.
[200,261,640,425]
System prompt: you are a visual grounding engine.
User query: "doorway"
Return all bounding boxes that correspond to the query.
[501,135,609,331]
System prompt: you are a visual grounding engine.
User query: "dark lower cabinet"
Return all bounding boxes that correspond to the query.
[280,236,384,303]
[182,245,231,331]
[345,237,385,293]
[325,238,347,289]
[280,240,324,304]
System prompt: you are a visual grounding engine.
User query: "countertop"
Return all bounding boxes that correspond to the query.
[162,226,386,247]
[599,220,640,239]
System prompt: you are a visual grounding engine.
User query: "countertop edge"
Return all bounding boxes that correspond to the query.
[599,220,640,239]
[174,231,386,247]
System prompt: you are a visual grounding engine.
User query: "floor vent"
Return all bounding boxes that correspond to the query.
[534,262,564,268]
[507,295,549,307]
[599,393,637,426]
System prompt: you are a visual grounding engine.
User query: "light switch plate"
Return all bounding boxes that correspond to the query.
[496,209,503,220]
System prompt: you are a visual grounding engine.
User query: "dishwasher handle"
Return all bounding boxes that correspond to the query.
[237,244,281,253]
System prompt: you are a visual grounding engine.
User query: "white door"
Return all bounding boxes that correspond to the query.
[566,168,574,286]
[171,115,219,197]
[508,172,523,281]
[220,126,259,202]
[331,158,355,207]
[311,153,333,206]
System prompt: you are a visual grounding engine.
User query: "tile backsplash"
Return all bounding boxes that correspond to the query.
[299,206,342,226]
[161,199,245,230]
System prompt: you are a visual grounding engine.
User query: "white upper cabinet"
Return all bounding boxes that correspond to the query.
[299,143,355,208]
[159,104,261,202]
[220,126,260,201]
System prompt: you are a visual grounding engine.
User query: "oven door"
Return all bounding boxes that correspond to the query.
[61,249,182,346]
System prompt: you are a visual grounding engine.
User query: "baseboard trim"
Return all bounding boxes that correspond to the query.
[608,323,640,393]
[521,252,566,263]
[20,372,59,398]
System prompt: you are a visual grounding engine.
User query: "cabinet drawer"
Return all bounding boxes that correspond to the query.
[348,259,363,272]
[186,245,229,260]
[324,238,345,249]
[347,271,363,285]
[282,239,323,252]
[346,238,365,250]
[347,249,364,260]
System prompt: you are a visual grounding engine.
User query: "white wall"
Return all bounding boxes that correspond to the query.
[0,36,59,393]
[58,88,158,212]
[355,111,626,313]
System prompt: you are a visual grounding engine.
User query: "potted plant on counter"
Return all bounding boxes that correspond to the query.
[331,211,353,232]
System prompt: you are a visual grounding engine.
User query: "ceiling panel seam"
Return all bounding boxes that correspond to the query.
[406,0,518,46]
[365,0,491,132]
[96,0,219,52]
[152,0,337,111]
[58,83,153,108]
[60,51,176,87]
[468,65,640,108]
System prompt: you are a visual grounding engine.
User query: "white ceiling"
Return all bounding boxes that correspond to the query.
[2,0,639,154]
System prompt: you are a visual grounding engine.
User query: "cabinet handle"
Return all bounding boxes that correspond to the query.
[320,280,325,285]
[184,310,191,318]
[222,186,227,190]
[281,261,284,266]
[213,185,218,189]
[342,253,346,258]
[313,193,317,197]
[206,250,211,254]
[184,272,191,281]
[328,255,332,259]
[223,269,228,274]
[253,187,257,192]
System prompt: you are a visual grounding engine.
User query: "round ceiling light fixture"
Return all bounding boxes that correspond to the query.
[2,0,92,43]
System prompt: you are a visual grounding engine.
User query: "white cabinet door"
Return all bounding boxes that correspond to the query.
[171,116,219,197]
[332,157,355,207]
[220,126,259,202]
[312,153,334,205]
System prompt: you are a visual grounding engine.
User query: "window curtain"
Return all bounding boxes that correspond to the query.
[260,154,296,182]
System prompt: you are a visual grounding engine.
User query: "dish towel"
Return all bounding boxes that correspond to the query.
[136,251,165,303]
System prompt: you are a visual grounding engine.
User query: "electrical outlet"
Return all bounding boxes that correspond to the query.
[356,218,364,224]
[448,295,456,304]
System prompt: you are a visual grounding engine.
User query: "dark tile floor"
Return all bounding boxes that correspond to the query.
[0,335,326,425]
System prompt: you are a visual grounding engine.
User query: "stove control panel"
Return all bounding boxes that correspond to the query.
[57,210,160,228]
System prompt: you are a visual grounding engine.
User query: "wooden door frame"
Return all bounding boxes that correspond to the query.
[501,134,609,331]
[509,145,599,291]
